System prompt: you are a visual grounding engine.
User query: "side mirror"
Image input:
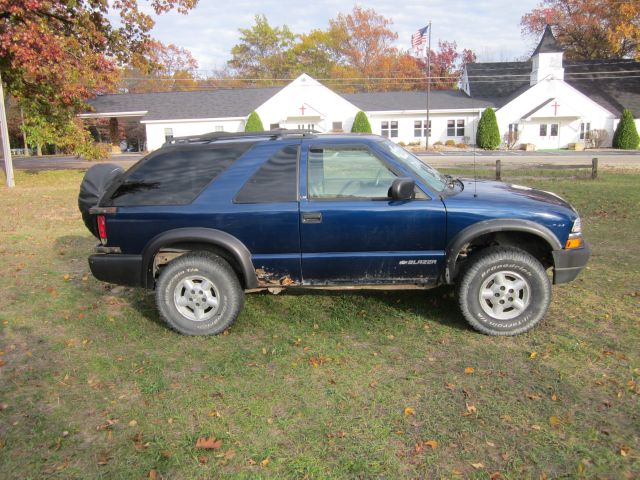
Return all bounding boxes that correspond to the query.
[389,178,415,201]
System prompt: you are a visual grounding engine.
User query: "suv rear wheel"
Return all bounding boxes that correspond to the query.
[458,247,551,336]
[156,252,244,335]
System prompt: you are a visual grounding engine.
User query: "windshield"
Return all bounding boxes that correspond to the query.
[376,139,448,192]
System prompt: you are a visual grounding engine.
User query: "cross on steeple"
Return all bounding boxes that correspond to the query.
[299,104,306,115]
[552,101,560,116]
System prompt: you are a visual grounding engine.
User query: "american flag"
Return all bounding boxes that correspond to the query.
[411,26,429,49]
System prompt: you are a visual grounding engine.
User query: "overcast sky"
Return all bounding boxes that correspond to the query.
[146,0,542,71]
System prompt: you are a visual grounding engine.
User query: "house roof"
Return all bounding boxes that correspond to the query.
[342,90,494,111]
[466,59,640,115]
[532,25,563,56]
[87,87,282,121]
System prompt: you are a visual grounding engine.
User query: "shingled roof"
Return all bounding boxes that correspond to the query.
[465,59,640,116]
[343,90,494,111]
[532,25,563,56]
[87,87,282,121]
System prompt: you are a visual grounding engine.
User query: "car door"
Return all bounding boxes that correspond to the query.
[298,141,447,285]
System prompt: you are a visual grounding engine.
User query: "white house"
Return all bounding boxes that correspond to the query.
[81,26,639,151]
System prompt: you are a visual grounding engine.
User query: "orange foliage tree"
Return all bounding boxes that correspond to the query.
[521,0,639,59]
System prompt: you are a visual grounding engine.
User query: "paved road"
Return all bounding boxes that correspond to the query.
[6,149,640,171]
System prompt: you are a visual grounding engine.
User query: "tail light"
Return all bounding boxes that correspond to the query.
[97,215,107,245]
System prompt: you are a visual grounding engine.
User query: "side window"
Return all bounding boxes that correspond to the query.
[234,145,299,203]
[108,143,254,206]
[308,147,397,200]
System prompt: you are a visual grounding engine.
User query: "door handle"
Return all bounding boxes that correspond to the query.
[302,212,322,224]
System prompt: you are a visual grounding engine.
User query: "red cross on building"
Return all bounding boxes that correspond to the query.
[552,101,560,116]
[299,104,306,115]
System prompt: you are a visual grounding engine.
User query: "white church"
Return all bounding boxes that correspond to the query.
[83,26,639,151]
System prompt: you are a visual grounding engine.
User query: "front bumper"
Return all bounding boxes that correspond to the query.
[89,253,143,287]
[552,242,591,284]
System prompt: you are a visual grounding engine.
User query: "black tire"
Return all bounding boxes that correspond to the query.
[155,252,244,335]
[78,163,124,237]
[458,247,551,336]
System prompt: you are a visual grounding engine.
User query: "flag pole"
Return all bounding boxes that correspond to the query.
[425,21,431,150]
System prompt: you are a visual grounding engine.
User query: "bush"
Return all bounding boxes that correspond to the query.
[433,141,443,146]
[351,111,372,133]
[612,109,639,149]
[476,108,501,150]
[456,143,466,149]
[445,139,456,147]
[587,129,608,148]
[244,111,264,132]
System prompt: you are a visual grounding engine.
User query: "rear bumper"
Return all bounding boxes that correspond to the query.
[89,253,143,287]
[552,242,591,284]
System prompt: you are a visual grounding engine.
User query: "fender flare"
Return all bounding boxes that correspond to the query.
[445,219,562,283]
[141,227,258,289]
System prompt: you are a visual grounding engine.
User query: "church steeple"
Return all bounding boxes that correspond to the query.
[530,25,564,85]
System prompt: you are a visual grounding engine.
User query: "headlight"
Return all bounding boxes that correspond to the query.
[571,217,582,233]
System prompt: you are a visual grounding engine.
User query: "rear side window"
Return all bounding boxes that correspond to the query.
[107,143,254,206]
[234,145,299,203]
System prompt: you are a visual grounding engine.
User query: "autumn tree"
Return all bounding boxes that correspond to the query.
[0,0,198,158]
[228,15,297,81]
[425,41,477,90]
[521,0,639,59]
[122,41,200,93]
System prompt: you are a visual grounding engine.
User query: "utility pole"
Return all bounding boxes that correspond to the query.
[425,21,432,150]
[0,73,15,187]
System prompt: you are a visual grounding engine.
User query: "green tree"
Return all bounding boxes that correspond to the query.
[612,108,639,149]
[351,111,372,133]
[228,15,297,80]
[245,111,264,132]
[476,108,501,150]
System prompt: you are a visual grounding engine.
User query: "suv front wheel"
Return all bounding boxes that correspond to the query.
[458,247,551,336]
[156,252,244,335]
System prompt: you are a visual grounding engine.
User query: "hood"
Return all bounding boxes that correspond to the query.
[450,179,575,210]
[442,179,579,236]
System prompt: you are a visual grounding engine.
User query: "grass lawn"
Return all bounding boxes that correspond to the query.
[0,169,638,479]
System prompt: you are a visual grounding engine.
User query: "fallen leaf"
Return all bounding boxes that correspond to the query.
[424,440,438,449]
[195,437,223,449]
[260,457,270,467]
[97,451,109,465]
[486,441,495,447]
[549,416,561,428]
[471,462,485,469]
[465,404,477,415]
[464,367,475,375]
[63,274,70,281]
[148,469,158,480]
[207,410,220,417]
[198,455,208,464]
[551,394,558,401]
[445,383,456,391]
[224,449,236,460]
[490,473,502,480]
[128,420,137,427]
[530,351,538,359]
[404,407,415,416]
[620,446,630,457]
[531,424,542,430]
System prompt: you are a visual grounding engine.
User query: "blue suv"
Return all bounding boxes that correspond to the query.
[79,131,590,336]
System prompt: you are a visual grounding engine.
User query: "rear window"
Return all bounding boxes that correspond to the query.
[234,145,299,203]
[106,143,254,206]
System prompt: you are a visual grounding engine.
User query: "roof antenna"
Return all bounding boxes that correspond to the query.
[472,95,478,198]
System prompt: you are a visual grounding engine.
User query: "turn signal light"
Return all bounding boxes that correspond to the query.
[565,237,582,249]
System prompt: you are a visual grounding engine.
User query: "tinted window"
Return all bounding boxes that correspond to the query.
[108,143,254,206]
[234,145,299,203]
